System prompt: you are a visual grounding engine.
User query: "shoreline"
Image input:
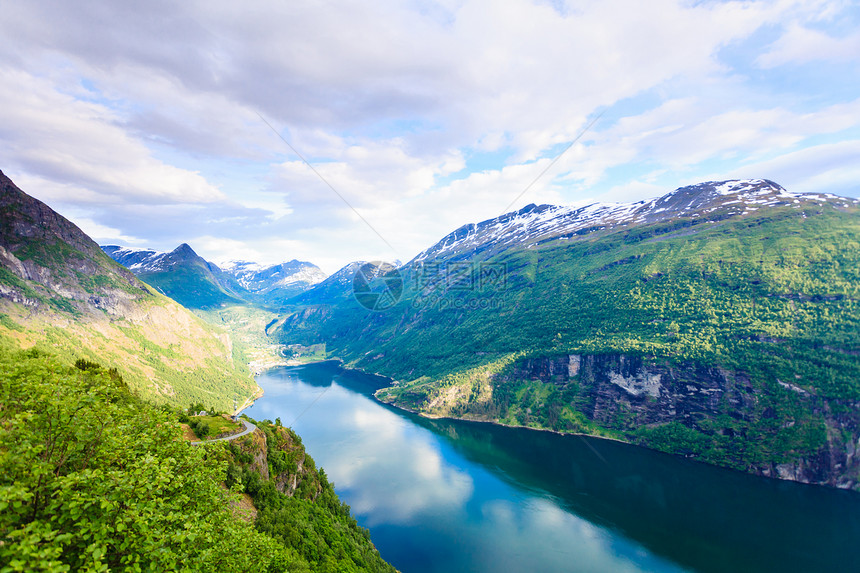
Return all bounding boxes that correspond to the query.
[375,392,629,445]
[249,356,860,491]
[233,385,264,416]
[250,354,630,447]
[237,357,338,416]
[412,408,631,445]
[321,358,632,445]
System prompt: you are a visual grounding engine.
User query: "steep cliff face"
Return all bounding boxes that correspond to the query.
[428,353,860,489]
[0,169,150,317]
[228,423,323,499]
[507,354,758,426]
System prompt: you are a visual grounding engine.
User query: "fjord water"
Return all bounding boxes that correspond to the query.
[245,362,860,573]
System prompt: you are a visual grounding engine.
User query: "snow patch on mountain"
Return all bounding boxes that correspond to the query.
[413,179,857,262]
[219,259,327,293]
[101,245,168,272]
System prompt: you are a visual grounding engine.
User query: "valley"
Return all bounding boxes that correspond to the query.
[2,169,859,572]
[0,170,394,571]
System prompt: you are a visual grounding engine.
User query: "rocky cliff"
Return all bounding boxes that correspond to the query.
[227,421,324,499]
[393,352,860,489]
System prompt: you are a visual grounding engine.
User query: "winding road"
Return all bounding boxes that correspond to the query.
[190,418,257,445]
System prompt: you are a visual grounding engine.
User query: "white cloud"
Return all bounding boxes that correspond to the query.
[1,0,858,269]
[67,217,147,246]
[0,68,225,206]
[758,22,860,68]
[725,139,860,196]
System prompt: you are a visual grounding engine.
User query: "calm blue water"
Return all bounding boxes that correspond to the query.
[245,362,860,573]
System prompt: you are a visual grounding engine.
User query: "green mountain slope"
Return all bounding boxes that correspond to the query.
[274,180,860,488]
[0,170,257,411]
[102,243,248,309]
[0,344,394,572]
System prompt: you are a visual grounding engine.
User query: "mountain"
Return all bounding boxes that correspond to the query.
[289,261,364,304]
[219,259,326,307]
[273,179,860,489]
[0,169,257,410]
[413,179,851,261]
[102,243,248,309]
[102,246,326,310]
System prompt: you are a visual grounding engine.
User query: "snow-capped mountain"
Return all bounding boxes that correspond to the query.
[102,244,327,309]
[219,260,326,294]
[101,245,165,271]
[101,243,246,308]
[288,261,364,305]
[102,243,222,274]
[413,179,857,263]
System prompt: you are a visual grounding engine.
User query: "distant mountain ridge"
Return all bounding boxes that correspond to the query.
[102,245,326,310]
[413,179,857,262]
[102,243,220,274]
[219,259,326,295]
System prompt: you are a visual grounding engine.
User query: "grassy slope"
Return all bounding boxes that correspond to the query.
[0,289,259,413]
[276,201,860,477]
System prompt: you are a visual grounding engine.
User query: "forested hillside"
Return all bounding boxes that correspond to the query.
[0,344,394,572]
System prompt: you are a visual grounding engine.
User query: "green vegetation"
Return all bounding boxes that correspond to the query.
[224,420,396,573]
[0,345,393,571]
[0,347,293,571]
[195,305,278,350]
[0,314,259,414]
[189,415,241,439]
[287,344,328,363]
[137,265,245,310]
[278,201,860,481]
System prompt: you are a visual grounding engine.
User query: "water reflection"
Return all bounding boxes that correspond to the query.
[247,363,685,573]
[246,366,474,525]
[417,417,860,573]
[246,363,860,573]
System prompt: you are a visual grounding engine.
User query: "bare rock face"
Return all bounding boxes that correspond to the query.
[0,169,149,316]
[235,428,271,482]
[497,353,860,489]
[231,425,322,499]
[573,354,756,426]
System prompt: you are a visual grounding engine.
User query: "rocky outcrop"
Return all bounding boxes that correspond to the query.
[494,353,860,490]
[0,169,149,315]
[517,354,757,426]
[230,424,322,499]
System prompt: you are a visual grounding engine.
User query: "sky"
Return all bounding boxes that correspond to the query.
[1,0,858,274]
